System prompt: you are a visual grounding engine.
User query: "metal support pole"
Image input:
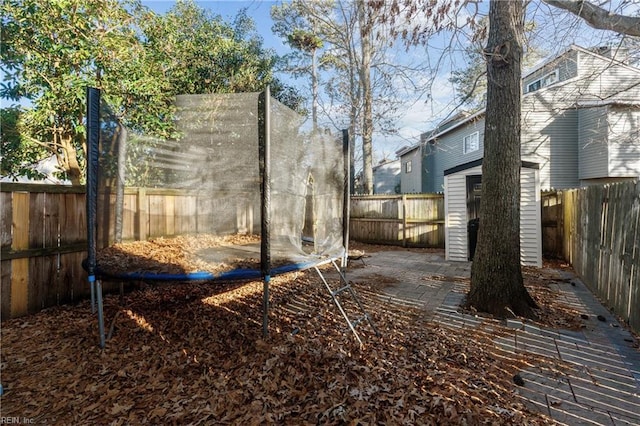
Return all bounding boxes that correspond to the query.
[96,280,105,348]
[342,129,350,268]
[86,87,101,341]
[259,86,272,338]
[114,124,128,244]
[90,279,96,313]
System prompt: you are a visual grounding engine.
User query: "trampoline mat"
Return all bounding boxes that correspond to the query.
[95,234,339,281]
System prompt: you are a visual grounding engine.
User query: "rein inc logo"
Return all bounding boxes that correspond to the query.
[1,419,34,424]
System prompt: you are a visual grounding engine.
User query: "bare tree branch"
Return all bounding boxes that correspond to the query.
[543,0,640,37]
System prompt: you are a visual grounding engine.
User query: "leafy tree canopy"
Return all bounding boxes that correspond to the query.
[0,0,299,183]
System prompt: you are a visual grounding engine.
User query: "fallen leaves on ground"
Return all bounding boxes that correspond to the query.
[97,234,272,276]
[1,266,558,425]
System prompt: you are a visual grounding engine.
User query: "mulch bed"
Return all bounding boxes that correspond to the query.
[1,243,584,424]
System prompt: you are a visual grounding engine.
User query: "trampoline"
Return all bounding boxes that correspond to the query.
[85,87,375,348]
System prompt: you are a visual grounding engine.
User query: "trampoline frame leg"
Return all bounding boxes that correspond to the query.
[313,260,380,346]
[90,279,96,314]
[96,279,105,348]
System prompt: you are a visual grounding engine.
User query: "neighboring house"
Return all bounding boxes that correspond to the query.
[0,155,71,185]
[372,159,401,194]
[400,45,640,192]
[395,145,422,193]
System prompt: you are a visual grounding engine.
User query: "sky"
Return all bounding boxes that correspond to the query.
[138,1,639,163]
[7,1,636,166]
[141,0,447,161]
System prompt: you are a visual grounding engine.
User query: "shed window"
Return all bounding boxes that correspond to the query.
[405,160,412,173]
[526,69,559,93]
[463,132,479,154]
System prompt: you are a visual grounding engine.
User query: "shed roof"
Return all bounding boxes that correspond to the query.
[444,159,540,176]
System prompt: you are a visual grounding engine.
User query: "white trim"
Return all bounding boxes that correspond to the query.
[463,131,480,154]
[422,110,485,144]
[396,145,420,157]
[526,68,559,93]
[577,99,640,108]
[523,44,640,80]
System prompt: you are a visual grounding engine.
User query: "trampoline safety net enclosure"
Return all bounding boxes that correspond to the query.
[87,88,348,283]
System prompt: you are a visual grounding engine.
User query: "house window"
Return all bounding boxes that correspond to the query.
[526,69,559,93]
[405,160,412,173]
[463,132,479,154]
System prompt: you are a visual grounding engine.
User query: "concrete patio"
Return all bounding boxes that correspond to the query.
[345,249,640,425]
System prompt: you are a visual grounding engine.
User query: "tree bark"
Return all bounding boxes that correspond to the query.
[311,45,319,132]
[467,0,537,318]
[61,134,82,185]
[357,0,374,195]
[543,0,640,37]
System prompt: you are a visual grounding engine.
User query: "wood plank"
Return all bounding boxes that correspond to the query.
[121,193,136,240]
[137,188,148,240]
[29,192,46,249]
[176,195,197,234]
[350,217,443,224]
[401,194,407,247]
[1,243,87,260]
[148,195,165,237]
[165,195,175,236]
[28,256,45,312]
[60,251,88,302]
[0,182,85,194]
[10,258,28,317]
[10,192,29,317]
[1,260,11,321]
[0,191,12,249]
[44,193,61,250]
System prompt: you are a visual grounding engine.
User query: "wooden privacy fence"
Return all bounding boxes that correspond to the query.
[1,183,238,321]
[1,183,97,320]
[3,182,638,332]
[350,194,445,248]
[561,181,640,333]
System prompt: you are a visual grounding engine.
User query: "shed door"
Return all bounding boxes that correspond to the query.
[466,175,482,220]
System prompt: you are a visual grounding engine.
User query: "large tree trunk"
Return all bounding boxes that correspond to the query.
[466,0,537,318]
[357,0,373,195]
[57,131,82,185]
[311,46,318,132]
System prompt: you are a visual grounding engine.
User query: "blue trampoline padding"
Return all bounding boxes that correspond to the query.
[94,259,324,282]
[95,269,215,281]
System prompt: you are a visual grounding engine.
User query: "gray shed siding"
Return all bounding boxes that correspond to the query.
[578,106,610,180]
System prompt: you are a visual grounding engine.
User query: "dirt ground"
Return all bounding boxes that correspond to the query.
[0,243,589,425]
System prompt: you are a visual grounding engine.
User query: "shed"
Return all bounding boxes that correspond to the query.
[444,159,542,267]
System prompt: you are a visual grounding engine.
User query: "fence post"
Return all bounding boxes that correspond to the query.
[402,194,407,248]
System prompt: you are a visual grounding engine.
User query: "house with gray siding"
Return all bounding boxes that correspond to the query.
[396,145,423,193]
[401,45,640,192]
[372,159,401,194]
